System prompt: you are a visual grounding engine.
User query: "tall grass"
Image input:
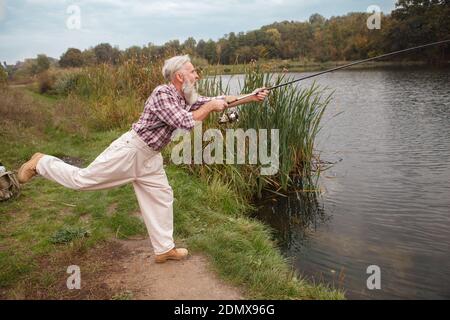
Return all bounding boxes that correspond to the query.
[0,68,8,86]
[0,87,52,137]
[194,65,332,198]
[52,58,165,130]
[240,69,331,190]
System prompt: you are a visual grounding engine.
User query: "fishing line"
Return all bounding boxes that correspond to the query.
[217,39,449,124]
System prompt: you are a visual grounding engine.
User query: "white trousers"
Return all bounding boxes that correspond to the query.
[36,130,175,255]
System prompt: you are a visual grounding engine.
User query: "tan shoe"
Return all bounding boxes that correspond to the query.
[155,248,189,263]
[17,153,45,184]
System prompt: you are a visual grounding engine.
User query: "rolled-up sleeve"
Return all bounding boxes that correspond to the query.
[148,88,195,130]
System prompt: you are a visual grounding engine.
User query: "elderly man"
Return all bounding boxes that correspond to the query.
[18,55,268,263]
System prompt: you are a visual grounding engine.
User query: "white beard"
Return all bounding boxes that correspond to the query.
[182,80,199,105]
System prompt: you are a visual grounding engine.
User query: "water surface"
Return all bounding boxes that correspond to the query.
[221,68,450,299]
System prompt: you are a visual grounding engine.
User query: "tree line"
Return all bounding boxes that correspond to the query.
[3,0,449,76]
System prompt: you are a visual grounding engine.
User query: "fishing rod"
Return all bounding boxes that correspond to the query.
[217,39,450,124]
[227,39,450,105]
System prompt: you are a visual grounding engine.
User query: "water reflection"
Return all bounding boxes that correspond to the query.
[253,190,331,253]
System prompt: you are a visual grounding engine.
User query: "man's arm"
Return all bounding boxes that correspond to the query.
[190,88,268,122]
[225,88,269,108]
[192,99,228,121]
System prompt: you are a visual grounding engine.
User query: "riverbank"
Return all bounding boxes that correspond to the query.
[0,86,344,299]
[203,60,449,75]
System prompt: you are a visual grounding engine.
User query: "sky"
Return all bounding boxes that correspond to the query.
[0,0,396,64]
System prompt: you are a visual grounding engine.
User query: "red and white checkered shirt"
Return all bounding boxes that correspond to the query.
[132,83,222,151]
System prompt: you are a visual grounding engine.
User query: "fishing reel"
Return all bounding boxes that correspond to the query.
[218,109,239,125]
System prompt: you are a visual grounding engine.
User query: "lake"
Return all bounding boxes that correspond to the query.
[219,67,450,299]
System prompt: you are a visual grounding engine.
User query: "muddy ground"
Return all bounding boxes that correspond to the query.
[2,238,244,300]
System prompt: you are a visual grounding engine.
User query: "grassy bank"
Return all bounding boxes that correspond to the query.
[0,87,344,299]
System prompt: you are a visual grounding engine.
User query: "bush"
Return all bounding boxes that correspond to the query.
[38,71,56,94]
[53,71,82,96]
[50,226,90,244]
[0,68,7,86]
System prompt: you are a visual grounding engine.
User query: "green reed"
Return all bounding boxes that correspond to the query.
[196,65,332,198]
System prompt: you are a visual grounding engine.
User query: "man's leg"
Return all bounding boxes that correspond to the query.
[132,153,188,261]
[32,132,137,190]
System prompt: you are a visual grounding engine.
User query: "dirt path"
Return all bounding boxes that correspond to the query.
[5,237,244,300]
[104,238,244,300]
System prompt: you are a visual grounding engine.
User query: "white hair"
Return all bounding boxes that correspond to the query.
[162,55,191,82]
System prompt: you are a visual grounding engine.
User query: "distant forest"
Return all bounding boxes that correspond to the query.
[2,0,450,75]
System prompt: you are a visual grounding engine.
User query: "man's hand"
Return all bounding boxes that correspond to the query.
[251,88,269,102]
[209,99,228,112]
[225,88,270,108]
[193,99,228,122]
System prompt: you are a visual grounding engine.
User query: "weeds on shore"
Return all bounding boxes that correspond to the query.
[193,65,332,198]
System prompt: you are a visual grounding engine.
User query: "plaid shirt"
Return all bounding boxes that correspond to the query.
[132,83,222,151]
